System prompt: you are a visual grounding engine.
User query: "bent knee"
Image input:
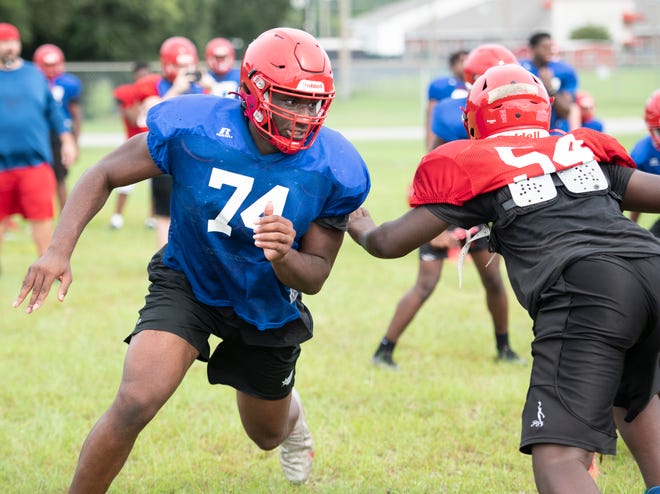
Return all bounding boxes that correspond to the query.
[249,431,285,451]
[111,387,165,430]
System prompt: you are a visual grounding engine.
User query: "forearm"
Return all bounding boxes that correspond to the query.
[270,249,333,295]
[349,206,450,258]
[48,168,113,257]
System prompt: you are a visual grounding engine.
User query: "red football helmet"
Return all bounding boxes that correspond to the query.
[575,90,596,123]
[33,43,65,80]
[463,64,551,139]
[644,89,660,149]
[462,43,518,85]
[239,27,335,154]
[159,36,198,82]
[205,37,235,76]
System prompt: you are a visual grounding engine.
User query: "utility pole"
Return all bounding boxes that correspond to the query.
[338,0,351,98]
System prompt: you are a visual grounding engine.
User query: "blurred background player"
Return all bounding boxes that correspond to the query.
[132,36,205,247]
[518,31,580,132]
[201,37,240,98]
[576,90,604,132]
[372,44,524,369]
[424,50,468,150]
[0,23,77,265]
[109,61,154,230]
[629,89,660,236]
[33,43,82,211]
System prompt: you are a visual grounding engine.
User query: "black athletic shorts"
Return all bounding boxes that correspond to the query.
[125,248,314,400]
[50,131,67,183]
[151,174,172,217]
[520,254,660,455]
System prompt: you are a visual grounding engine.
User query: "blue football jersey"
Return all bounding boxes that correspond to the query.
[50,72,82,131]
[519,58,579,130]
[207,68,240,98]
[430,97,468,143]
[146,94,371,330]
[427,76,467,102]
[630,135,660,175]
[157,78,205,97]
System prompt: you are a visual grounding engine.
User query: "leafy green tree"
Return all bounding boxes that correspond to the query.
[2,0,293,60]
[570,24,611,41]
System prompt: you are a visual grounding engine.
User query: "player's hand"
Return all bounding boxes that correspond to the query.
[347,206,376,245]
[13,251,72,314]
[253,201,296,262]
[170,67,193,94]
[429,230,459,250]
[60,132,78,167]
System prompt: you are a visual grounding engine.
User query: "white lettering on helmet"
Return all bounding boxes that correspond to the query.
[175,54,195,65]
[296,79,326,93]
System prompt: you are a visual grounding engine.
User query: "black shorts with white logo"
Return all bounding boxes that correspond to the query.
[126,248,313,400]
[520,254,660,455]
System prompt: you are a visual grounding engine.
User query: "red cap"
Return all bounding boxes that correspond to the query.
[0,23,20,41]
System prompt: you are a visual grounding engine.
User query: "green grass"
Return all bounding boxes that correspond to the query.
[1,69,656,492]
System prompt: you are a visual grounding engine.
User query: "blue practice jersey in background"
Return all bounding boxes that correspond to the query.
[431,96,468,143]
[630,134,660,175]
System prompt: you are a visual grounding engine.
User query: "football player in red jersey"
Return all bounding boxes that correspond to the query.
[33,43,83,210]
[349,63,660,493]
[108,61,153,230]
[131,36,205,246]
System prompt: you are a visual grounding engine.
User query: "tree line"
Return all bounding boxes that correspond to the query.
[0,0,293,60]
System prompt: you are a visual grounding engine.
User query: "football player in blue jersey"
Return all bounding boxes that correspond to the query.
[201,37,241,98]
[14,27,370,491]
[630,89,660,236]
[518,32,580,133]
[576,90,604,133]
[33,43,83,210]
[424,49,468,150]
[373,44,524,370]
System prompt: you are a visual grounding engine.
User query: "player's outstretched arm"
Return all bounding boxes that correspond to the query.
[622,170,660,214]
[348,206,450,258]
[13,133,162,313]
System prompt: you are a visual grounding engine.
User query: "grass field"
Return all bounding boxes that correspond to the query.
[1,67,657,493]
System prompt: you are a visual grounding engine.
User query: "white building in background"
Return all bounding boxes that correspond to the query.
[350,0,649,61]
[350,0,493,57]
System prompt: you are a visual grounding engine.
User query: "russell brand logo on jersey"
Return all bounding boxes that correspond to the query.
[216,127,232,138]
